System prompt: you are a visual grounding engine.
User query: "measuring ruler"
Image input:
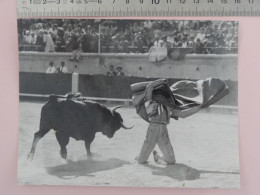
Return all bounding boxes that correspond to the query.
[18,0,260,18]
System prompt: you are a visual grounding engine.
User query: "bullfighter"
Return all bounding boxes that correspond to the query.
[131,78,229,164]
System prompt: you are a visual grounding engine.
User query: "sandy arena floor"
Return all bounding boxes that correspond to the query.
[17,101,240,188]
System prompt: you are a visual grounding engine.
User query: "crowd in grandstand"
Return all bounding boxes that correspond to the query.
[18,19,238,54]
[18,19,100,53]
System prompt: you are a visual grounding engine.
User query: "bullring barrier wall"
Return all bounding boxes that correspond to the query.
[19,52,238,106]
[19,73,238,106]
[19,52,238,81]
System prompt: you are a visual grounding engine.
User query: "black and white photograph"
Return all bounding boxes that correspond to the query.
[17,19,239,188]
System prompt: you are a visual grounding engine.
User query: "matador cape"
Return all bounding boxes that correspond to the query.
[130,78,229,122]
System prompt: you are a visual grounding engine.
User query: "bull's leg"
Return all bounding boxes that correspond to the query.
[55,132,70,159]
[85,134,95,157]
[28,129,50,161]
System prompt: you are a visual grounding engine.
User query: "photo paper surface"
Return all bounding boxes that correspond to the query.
[17,19,239,188]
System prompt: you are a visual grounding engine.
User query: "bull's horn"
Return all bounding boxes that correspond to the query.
[121,122,134,130]
[111,105,122,113]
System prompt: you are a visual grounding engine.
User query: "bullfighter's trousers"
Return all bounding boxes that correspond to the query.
[138,123,176,164]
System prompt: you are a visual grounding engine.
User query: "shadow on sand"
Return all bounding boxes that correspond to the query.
[46,158,239,181]
[46,158,129,179]
[144,163,240,181]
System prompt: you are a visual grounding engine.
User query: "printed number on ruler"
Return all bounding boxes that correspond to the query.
[18,0,260,17]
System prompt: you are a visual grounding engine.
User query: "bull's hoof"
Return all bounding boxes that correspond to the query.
[60,150,67,159]
[27,153,34,161]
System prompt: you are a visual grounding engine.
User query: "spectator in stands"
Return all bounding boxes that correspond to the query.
[230,34,238,47]
[30,33,37,45]
[153,37,160,48]
[204,35,215,54]
[57,61,68,74]
[55,28,66,52]
[194,38,204,54]
[115,67,125,76]
[166,33,175,48]
[143,20,153,30]
[24,30,31,44]
[154,35,167,48]
[107,65,117,76]
[51,24,58,42]
[43,31,55,52]
[226,34,238,53]
[64,31,72,52]
[195,28,206,43]
[173,36,182,47]
[100,28,112,52]
[214,29,225,47]
[154,28,162,40]
[181,37,188,48]
[89,29,99,52]
[159,35,167,48]
[134,31,146,53]
[24,31,36,44]
[69,32,83,61]
[35,30,45,52]
[187,36,194,47]
[81,32,91,52]
[46,61,56,74]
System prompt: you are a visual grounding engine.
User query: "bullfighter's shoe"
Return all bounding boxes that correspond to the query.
[153,150,160,163]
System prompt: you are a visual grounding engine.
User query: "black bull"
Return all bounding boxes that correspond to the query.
[27,97,133,160]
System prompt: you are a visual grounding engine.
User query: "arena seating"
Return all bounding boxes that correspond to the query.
[18,19,238,54]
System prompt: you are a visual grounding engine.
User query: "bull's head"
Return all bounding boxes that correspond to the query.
[112,105,134,129]
[104,105,134,138]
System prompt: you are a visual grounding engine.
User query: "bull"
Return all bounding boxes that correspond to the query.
[27,94,133,161]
